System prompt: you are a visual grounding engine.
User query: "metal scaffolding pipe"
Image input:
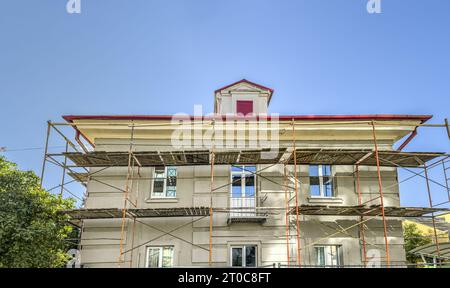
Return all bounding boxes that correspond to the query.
[442,160,450,201]
[292,120,301,267]
[209,150,215,266]
[283,164,291,266]
[355,164,368,267]
[118,123,135,266]
[371,121,391,267]
[40,121,51,188]
[423,164,441,265]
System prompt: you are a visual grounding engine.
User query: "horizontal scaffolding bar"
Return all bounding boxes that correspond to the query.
[288,149,446,168]
[59,149,446,168]
[63,205,449,220]
[287,205,449,217]
[64,207,210,219]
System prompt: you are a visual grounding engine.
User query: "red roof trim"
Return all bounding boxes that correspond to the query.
[214,79,274,94]
[63,114,432,122]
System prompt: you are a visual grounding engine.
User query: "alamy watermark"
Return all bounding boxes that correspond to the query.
[367,0,382,14]
[66,0,81,14]
[170,105,280,160]
[367,249,382,268]
[66,249,81,268]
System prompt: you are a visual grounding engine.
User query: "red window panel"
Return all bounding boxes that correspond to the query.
[236,100,253,116]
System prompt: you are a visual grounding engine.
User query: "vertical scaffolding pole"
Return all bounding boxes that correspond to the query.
[355,164,367,267]
[59,142,69,197]
[291,120,301,267]
[128,161,139,268]
[445,118,450,140]
[40,121,51,188]
[129,165,142,267]
[442,160,450,201]
[129,217,137,268]
[423,163,441,264]
[209,150,215,267]
[118,123,135,267]
[283,164,291,266]
[371,121,390,267]
[208,119,216,267]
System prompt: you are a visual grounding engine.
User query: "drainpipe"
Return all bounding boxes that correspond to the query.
[75,130,91,153]
[396,128,418,152]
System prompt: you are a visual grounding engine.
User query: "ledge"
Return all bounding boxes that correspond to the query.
[227,216,267,224]
[307,197,344,205]
[145,198,179,203]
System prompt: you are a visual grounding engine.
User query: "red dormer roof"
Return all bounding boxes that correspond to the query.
[215,79,274,103]
[215,79,274,94]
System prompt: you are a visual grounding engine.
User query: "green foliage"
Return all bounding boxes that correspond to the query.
[0,156,75,268]
[403,222,432,265]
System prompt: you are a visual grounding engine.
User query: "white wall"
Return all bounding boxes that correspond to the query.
[79,138,406,268]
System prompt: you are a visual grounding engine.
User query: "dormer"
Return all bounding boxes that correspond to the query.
[214,79,274,115]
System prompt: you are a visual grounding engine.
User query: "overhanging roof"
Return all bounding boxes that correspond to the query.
[61,115,432,149]
[63,114,432,122]
[410,242,450,260]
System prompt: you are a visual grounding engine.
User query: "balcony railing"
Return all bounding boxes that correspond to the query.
[228,195,268,223]
[230,197,257,217]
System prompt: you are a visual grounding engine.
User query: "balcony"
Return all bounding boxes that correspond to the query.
[227,195,268,224]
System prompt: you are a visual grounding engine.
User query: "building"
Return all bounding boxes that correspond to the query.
[404,216,449,244]
[46,79,449,268]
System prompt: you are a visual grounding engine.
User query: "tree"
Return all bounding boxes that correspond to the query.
[0,156,75,268]
[403,222,432,265]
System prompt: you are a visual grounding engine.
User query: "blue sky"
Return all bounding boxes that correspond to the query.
[0,0,449,208]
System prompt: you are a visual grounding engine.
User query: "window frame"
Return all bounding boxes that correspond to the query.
[314,245,342,267]
[230,245,258,267]
[145,246,174,268]
[230,165,257,198]
[309,164,334,198]
[151,166,177,199]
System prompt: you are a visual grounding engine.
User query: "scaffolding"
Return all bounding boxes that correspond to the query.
[40,118,450,268]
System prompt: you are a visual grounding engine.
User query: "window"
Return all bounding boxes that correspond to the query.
[314,245,342,267]
[231,245,257,267]
[236,100,253,115]
[231,166,256,198]
[146,246,174,268]
[151,167,177,198]
[309,165,334,197]
[231,166,256,216]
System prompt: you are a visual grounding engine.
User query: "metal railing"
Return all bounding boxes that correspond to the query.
[229,196,268,217]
